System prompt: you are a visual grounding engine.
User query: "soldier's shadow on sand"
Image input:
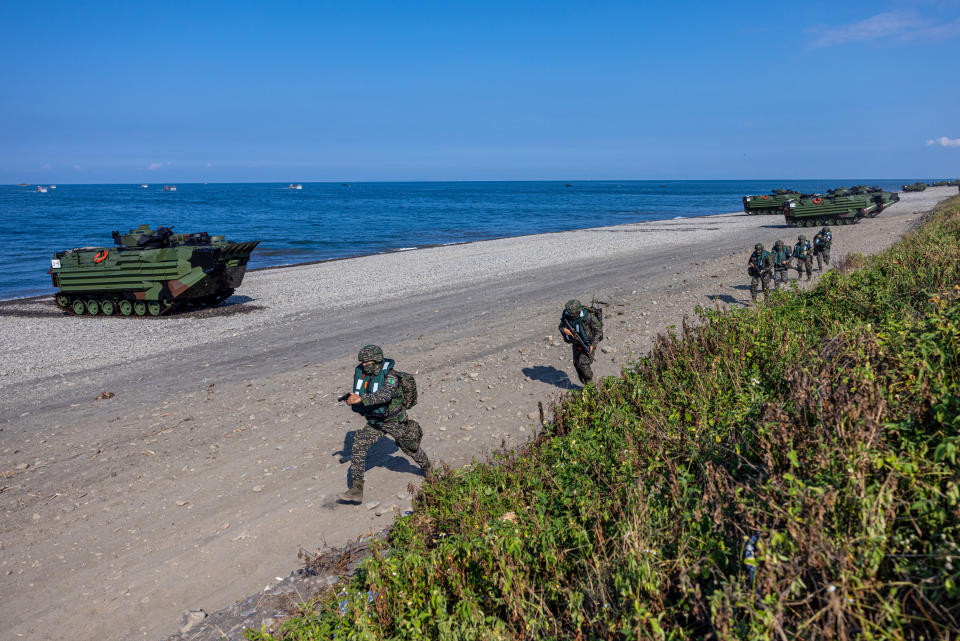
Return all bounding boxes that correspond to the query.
[334,430,423,489]
[521,365,578,390]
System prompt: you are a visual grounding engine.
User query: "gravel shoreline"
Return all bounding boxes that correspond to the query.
[0,209,746,387]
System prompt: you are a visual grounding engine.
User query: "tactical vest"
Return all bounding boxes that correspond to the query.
[749,250,770,272]
[794,241,811,259]
[352,358,396,420]
[572,308,592,346]
[771,247,790,268]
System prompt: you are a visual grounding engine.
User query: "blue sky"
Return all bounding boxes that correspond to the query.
[1,1,958,182]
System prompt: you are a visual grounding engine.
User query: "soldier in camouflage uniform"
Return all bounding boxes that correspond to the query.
[339,345,431,504]
[770,239,792,290]
[748,243,774,302]
[559,299,603,385]
[793,234,813,281]
[813,226,832,271]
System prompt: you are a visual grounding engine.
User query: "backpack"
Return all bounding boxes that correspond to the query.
[586,306,603,340]
[393,370,418,409]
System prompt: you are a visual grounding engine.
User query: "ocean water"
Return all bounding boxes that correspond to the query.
[0,179,916,300]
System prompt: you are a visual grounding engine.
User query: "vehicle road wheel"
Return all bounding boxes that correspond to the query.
[71,299,86,315]
[133,301,147,316]
[118,300,133,316]
[147,301,162,316]
[56,294,70,309]
[100,299,115,316]
[85,299,100,315]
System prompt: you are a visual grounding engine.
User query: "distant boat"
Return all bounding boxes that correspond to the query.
[341,183,351,187]
[36,185,48,193]
[17,183,29,187]
[49,185,57,189]
[288,183,302,190]
[564,183,572,187]
[140,184,149,189]
[163,185,176,191]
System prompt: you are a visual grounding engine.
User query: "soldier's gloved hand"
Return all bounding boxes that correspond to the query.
[562,328,573,337]
[345,393,361,405]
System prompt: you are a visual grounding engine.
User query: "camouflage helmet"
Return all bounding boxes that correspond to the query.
[798,234,806,241]
[357,344,383,363]
[564,299,583,316]
[822,225,830,232]
[774,239,784,248]
[754,243,763,251]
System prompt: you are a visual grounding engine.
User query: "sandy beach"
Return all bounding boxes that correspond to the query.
[0,186,955,640]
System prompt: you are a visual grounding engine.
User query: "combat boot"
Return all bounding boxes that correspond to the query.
[338,482,363,504]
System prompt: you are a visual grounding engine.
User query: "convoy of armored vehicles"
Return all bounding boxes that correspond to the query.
[903,182,928,192]
[744,185,901,226]
[49,225,259,316]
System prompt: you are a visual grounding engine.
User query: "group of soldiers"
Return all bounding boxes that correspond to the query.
[748,226,833,302]
[337,299,603,504]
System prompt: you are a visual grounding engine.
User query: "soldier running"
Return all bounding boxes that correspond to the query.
[793,234,813,281]
[813,226,832,271]
[338,345,431,504]
[770,239,791,289]
[748,243,774,302]
[559,299,602,385]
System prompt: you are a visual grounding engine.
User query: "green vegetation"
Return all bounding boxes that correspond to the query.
[255,196,960,640]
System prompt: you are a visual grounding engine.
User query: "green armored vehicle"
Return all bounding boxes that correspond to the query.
[49,225,260,316]
[903,182,928,192]
[870,189,900,212]
[781,194,880,227]
[742,189,806,215]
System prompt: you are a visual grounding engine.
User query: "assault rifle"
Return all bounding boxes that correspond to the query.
[337,392,352,402]
[561,317,592,353]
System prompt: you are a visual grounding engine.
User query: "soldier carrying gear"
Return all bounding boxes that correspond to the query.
[338,344,432,504]
[770,239,792,290]
[793,234,813,281]
[559,299,603,385]
[748,243,774,302]
[813,226,832,271]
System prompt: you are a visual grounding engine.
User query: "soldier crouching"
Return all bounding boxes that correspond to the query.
[339,344,431,504]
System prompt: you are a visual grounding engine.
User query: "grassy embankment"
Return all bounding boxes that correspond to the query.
[257,196,960,640]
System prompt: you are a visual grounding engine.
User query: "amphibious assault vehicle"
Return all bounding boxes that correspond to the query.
[49,225,260,316]
[780,191,897,227]
[742,189,806,215]
[903,182,928,192]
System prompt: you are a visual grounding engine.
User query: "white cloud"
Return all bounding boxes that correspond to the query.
[927,136,960,147]
[809,10,960,47]
[148,162,163,171]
